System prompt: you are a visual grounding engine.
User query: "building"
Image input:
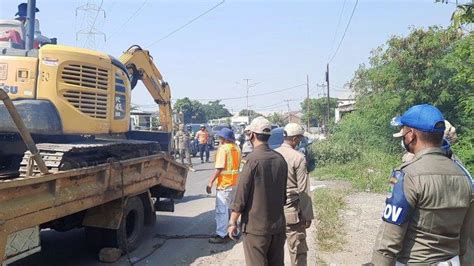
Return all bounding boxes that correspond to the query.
[335,100,356,123]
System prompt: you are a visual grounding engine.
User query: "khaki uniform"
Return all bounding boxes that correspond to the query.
[275,143,314,266]
[175,130,193,166]
[231,144,288,266]
[372,148,474,265]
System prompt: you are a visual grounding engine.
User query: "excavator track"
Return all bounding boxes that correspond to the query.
[19,140,161,177]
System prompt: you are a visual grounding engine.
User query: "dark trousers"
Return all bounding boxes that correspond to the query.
[199,144,209,161]
[242,232,286,266]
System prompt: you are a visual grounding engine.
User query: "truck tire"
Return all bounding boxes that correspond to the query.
[105,196,145,252]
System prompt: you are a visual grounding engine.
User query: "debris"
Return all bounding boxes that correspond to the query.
[99,247,122,263]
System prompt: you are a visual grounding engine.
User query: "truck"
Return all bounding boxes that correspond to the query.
[0,1,188,264]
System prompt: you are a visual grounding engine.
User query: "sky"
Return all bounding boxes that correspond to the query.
[0,0,458,115]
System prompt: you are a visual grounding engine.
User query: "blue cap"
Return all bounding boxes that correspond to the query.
[216,128,235,141]
[15,3,39,18]
[392,104,445,132]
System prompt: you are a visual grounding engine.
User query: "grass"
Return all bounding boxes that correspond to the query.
[313,188,347,252]
[313,150,399,193]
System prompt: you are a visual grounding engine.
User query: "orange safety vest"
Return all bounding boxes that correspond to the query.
[196,130,209,144]
[217,143,241,189]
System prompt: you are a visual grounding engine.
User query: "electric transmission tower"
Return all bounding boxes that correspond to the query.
[76,0,106,49]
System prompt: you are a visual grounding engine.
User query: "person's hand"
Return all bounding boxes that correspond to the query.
[305,220,312,228]
[206,182,212,194]
[227,225,238,240]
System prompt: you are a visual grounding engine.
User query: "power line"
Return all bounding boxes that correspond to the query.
[108,0,148,41]
[327,0,347,62]
[146,0,225,48]
[194,83,306,101]
[328,0,359,63]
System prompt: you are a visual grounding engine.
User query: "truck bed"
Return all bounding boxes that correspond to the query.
[0,153,188,263]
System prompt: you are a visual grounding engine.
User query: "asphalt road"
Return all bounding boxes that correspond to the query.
[12,155,236,266]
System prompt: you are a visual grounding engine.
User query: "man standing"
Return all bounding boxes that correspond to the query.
[195,125,210,163]
[371,104,473,265]
[241,126,253,158]
[228,117,288,266]
[206,128,241,243]
[275,123,314,266]
[174,124,195,172]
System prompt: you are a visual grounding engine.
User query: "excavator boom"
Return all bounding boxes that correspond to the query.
[119,45,173,132]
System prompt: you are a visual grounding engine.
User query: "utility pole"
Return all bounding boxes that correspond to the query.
[243,78,252,118]
[325,63,331,127]
[306,75,310,130]
[284,99,292,123]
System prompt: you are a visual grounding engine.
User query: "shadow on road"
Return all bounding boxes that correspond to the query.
[176,194,212,204]
[12,210,237,266]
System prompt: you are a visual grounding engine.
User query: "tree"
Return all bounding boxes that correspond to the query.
[239,109,262,121]
[300,98,338,127]
[173,97,206,123]
[267,112,286,126]
[202,100,232,120]
[436,1,474,29]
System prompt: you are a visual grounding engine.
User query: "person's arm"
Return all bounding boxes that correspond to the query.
[372,172,416,265]
[460,197,474,258]
[207,169,223,194]
[296,156,314,226]
[228,211,241,240]
[228,160,255,238]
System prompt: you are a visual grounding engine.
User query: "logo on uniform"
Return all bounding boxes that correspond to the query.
[383,204,403,223]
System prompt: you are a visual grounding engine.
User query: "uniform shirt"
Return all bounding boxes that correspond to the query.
[214,142,241,189]
[275,143,314,224]
[195,130,209,144]
[175,130,190,150]
[372,147,474,265]
[231,143,288,235]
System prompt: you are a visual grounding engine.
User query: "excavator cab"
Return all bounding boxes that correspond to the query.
[0,2,174,178]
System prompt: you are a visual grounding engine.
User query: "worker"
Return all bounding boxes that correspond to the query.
[174,124,195,172]
[395,119,457,163]
[14,3,39,24]
[228,117,288,266]
[371,104,473,265]
[275,123,314,266]
[241,126,253,157]
[206,128,241,244]
[195,125,210,163]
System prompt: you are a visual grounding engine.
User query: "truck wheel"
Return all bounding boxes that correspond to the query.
[105,196,145,252]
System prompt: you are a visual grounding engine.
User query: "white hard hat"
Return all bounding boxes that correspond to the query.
[284,123,304,137]
[248,116,272,135]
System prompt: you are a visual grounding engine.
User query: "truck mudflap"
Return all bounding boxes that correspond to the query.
[2,226,41,266]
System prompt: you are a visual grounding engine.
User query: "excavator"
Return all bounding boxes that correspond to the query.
[0,1,174,178]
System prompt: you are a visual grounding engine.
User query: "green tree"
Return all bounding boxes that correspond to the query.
[202,100,232,120]
[267,112,286,125]
[436,1,474,28]
[173,97,207,123]
[239,109,262,121]
[300,98,338,127]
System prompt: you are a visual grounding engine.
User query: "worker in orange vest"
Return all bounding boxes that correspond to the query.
[206,127,242,243]
[195,124,210,163]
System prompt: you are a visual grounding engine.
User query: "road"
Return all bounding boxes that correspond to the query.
[12,155,316,266]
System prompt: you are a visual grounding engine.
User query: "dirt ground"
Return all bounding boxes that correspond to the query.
[193,180,387,266]
[317,191,386,265]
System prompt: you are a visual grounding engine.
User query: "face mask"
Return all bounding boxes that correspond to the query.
[401,130,414,152]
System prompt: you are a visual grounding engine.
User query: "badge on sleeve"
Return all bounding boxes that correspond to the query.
[382,170,413,226]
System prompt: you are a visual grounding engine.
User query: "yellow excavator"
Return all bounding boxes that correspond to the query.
[0,1,174,178]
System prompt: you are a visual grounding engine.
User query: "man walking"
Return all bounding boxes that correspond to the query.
[228,117,288,266]
[371,104,473,265]
[174,124,195,172]
[206,128,241,243]
[275,123,314,266]
[195,125,210,163]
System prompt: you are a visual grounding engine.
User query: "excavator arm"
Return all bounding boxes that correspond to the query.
[119,45,173,132]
